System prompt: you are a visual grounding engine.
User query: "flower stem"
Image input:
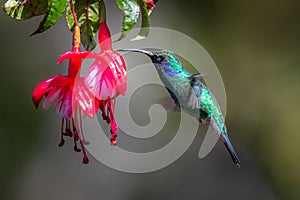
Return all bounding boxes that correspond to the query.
[85,0,91,49]
[70,0,78,27]
[99,0,106,22]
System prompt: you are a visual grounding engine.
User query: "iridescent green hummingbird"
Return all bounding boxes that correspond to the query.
[119,49,241,167]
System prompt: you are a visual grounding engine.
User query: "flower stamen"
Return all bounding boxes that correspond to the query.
[72,118,81,152]
[99,100,110,123]
[74,110,89,164]
[79,111,90,145]
[64,119,73,137]
[108,97,118,145]
[58,118,65,147]
[79,136,89,164]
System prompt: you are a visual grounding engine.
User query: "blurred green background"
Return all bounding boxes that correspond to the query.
[1,0,300,199]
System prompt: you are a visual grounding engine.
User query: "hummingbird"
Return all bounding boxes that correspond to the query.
[119,49,241,167]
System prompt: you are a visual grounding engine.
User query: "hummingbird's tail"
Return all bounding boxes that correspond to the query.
[220,133,241,168]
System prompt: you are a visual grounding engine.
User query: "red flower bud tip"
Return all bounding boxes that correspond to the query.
[145,0,155,10]
[110,137,117,146]
[83,156,89,164]
[74,146,81,152]
[58,139,65,147]
[137,0,155,10]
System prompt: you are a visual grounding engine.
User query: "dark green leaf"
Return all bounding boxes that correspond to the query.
[2,0,48,20]
[66,0,100,51]
[31,0,69,35]
[116,0,140,40]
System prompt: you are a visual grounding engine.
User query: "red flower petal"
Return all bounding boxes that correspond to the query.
[32,75,63,108]
[109,52,127,96]
[99,22,112,50]
[57,51,98,65]
[85,50,127,98]
[48,76,70,88]
[55,88,73,119]
[42,87,62,110]
[40,76,73,119]
[85,59,117,99]
[73,78,99,118]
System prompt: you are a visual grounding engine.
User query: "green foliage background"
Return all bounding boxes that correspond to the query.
[0,0,300,199]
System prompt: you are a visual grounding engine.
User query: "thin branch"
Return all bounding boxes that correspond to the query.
[70,0,78,26]
[85,0,91,49]
[99,0,106,22]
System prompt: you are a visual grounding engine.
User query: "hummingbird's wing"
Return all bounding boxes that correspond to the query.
[155,87,181,112]
[166,87,181,109]
[187,74,203,109]
[189,73,206,79]
[157,96,181,112]
[185,74,221,159]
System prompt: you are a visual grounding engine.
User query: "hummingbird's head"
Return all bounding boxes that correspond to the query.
[118,49,183,73]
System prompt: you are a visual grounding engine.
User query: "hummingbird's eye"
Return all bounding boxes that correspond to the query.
[156,55,166,63]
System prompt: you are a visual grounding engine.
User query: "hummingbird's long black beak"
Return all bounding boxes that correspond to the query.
[117,49,154,57]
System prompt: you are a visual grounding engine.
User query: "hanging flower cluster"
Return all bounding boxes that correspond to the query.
[31,1,129,164]
[57,21,127,146]
[33,24,125,164]
[3,0,157,164]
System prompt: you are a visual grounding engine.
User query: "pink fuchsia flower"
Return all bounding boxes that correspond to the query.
[84,21,127,145]
[85,22,127,99]
[32,26,98,164]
